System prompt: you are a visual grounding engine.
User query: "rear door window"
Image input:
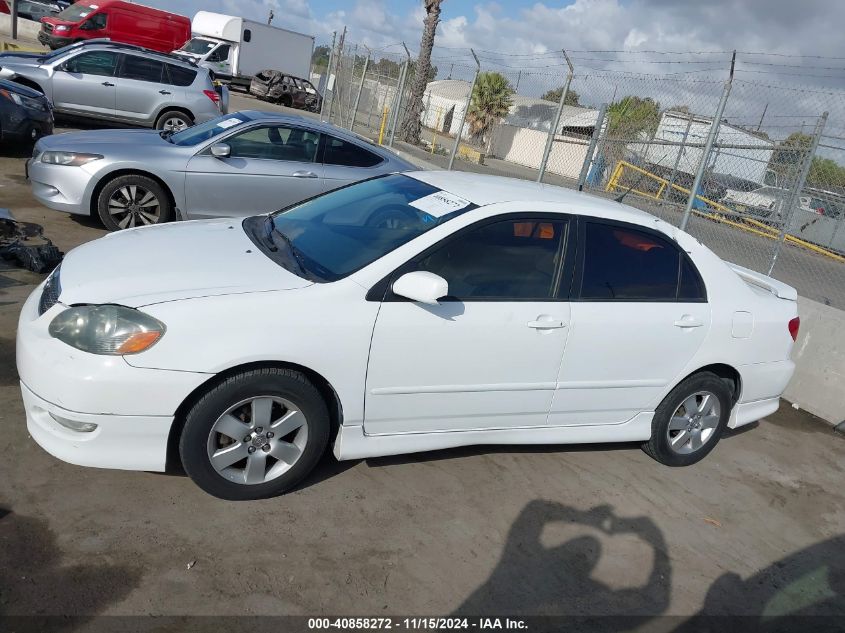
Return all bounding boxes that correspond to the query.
[323,136,383,168]
[119,55,165,83]
[578,221,705,301]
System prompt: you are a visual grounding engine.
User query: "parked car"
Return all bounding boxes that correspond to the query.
[17,171,799,500]
[0,77,53,142]
[249,70,322,112]
[38,0,190,52]
[0,42,226,132]
[0,0,61,22]
[27,110,415,231]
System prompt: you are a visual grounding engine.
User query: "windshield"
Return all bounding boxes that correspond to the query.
[178,38,219,55]
[168,112,250,146]
[257,174,476,281]
[56,2,96,22]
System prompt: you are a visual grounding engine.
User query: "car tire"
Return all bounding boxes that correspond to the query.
[179,368,331,500]
[642,372,732,467]
[154,110,193,132]
[96,174,173,231]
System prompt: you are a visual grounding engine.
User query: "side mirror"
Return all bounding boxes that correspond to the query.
[210,143,231,158]
[392,271,448,305]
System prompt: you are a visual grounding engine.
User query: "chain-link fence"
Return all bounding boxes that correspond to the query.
[313,41,845,310]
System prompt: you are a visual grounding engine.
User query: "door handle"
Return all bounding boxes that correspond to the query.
[159,90,171,95]
[527,318,566,329]
[101,81,114,87]
[674,315,704,328]
[292,170,318,178]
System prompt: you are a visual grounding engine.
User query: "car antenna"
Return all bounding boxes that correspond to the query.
[615,153,669,204]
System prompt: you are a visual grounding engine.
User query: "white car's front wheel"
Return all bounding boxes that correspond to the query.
[179,368,330,500]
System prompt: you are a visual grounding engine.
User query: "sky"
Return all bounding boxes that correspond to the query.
[143,0,845,156]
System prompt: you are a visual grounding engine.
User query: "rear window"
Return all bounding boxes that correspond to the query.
[120,55,165,83]
[167,64,196,86]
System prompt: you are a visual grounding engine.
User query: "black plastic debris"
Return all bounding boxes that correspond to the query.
[0,208,63,274]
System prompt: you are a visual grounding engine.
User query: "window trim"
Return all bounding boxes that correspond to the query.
[367,212,577,303]
[572,216,708,303]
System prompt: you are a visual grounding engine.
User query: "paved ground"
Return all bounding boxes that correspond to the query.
[1,97,844,624]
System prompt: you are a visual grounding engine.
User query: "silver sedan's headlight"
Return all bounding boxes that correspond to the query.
[40,151,103,167]
[49,305,166,355]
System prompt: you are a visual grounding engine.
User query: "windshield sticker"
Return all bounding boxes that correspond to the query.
[216,118,241,129]
[409,190,472,218]
[79,11,90,16]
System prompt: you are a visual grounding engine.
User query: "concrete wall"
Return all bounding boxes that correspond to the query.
[0,14,43,43]
[491,124,588,180]
[785,296,845,425]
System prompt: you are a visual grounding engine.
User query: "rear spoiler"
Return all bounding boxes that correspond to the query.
[728,263,798,301]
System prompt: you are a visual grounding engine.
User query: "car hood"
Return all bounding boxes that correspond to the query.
[57,219,312,307]
[40,128,169,150]
[724,189,779,208]
[0,56,41,70]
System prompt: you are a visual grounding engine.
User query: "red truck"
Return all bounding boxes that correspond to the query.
[38,0,190,52]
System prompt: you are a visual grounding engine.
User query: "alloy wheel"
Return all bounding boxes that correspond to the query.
[206,396,309,485]
[666,391,721,454]
[161,116,189,132]
[107,185,162,229]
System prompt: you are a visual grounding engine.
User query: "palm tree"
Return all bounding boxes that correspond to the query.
[401,0,443,144]
[466,71,514,153]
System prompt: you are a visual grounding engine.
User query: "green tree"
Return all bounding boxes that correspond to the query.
[607,96,660,138]
[401,0,444,144]
[466,71,514,152]
[541,86,580,107]
[311,45,331,72]
[808,156,845,188]
[770,132,812,183]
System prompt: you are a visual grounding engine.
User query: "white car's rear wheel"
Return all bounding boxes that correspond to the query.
[643,372,732,467]
[179,368,330,500]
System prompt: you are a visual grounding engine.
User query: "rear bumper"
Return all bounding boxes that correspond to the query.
[729,359,796,428]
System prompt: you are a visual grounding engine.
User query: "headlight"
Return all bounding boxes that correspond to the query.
[49,305,166,355]
[0,88,23,106]
[54,25,70,32]
[41,151,103,166]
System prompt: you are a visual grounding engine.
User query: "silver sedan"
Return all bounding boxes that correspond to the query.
[27,110,417,231]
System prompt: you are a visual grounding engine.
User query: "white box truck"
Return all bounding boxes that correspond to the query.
[172,11,314,87]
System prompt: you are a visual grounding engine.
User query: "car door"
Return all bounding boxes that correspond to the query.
[206,43,232,77]
[321,134,386,193]
[114,53,168,123]
[549,218,710,426]
[364,215,574,435]
[184,123,325,219]
[51,50,118,117]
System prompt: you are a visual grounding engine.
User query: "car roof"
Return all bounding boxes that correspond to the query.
[405,170,661,226]
[57,42,200,68]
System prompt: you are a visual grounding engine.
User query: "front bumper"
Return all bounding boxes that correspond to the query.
[38,31,73,49]
[1,106,53,141]
[27,158,96,215]
[17,285,212,470]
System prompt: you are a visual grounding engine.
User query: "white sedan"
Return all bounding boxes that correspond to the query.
[17,172,800,500]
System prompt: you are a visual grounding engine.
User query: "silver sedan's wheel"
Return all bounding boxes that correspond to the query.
[666,391,721,455]
[206,396,308,485]
[108,184,161,229]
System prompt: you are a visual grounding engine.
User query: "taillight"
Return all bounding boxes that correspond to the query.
[788,317,800,341]
[203,89,220,107]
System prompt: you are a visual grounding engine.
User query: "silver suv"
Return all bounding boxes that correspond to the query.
[0,42,227,131]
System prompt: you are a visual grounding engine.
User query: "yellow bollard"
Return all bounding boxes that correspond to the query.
[431,110,442,154]
[377,107,389,145]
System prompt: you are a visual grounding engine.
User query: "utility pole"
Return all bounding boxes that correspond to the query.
[267,9,274,24]
[11,0,18,39]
